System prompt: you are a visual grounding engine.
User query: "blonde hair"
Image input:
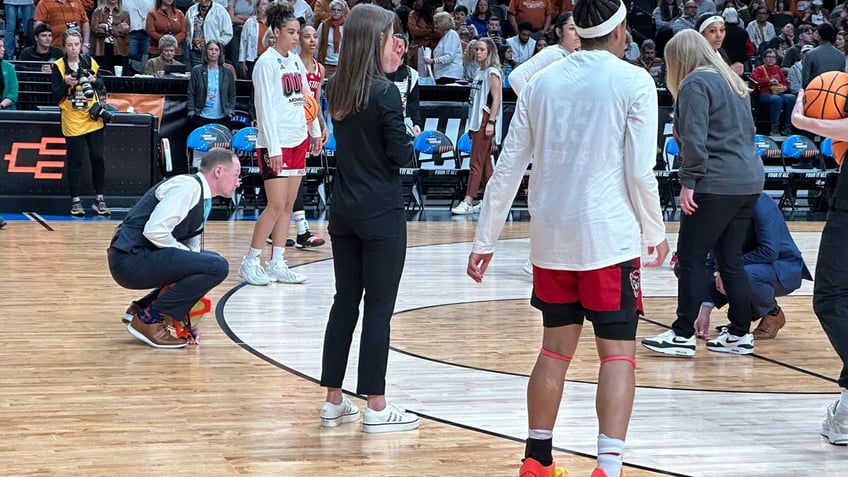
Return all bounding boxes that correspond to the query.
[433,12,455,33]
[475,37,501,70]
[463,39,478,65]
[665,29,748,99]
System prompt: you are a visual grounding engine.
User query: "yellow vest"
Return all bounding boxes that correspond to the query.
[54,56,105,137]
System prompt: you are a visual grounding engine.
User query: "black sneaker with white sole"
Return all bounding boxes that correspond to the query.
[295,230,325,248]
[641,330,697,356]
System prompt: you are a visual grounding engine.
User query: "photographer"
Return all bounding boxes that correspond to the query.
[51,30,110,217]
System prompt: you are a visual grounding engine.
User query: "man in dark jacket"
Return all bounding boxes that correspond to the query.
[802,23,845,88]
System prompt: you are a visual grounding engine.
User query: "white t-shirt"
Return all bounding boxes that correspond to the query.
[252,48,321,157]
[467,66,503,134]
[472,50,665,270]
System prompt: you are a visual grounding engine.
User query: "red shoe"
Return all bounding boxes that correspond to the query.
[519,457,567,477]
[590,468,625,477]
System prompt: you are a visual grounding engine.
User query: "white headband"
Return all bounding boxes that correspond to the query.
[574,1,627,39]
[698,15,725,33]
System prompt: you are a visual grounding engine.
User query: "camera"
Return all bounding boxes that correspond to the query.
[88,101,116,123]
[73,69,96,99]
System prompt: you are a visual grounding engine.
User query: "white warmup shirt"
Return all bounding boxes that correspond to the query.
[508,44,569,94]
[472,50,666,270]
[505,35,536,64]
[252,48,321,158]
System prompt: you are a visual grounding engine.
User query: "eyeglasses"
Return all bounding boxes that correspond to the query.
[330,7,344,11]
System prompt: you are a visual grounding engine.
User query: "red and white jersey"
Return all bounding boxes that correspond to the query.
[252,47,321,157]
[305,58,324,99]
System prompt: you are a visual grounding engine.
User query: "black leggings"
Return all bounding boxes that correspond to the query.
[65,128,105,198]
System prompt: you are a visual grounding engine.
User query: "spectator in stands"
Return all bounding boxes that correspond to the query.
[316,0,346,76]
[787,43,812,93]
[673,1,700,33]
[499,45,516,88]
[108,147,236,349]
[187,40,235,128]
[775,22,794,61]
[696,0,717,14]
[632,39,665,87]
[90,0,131,73]
[643,30,764,357]
[454,3,470,29]
[51,29,110,216]
[752,48,796,135]
[283,0,315,27]
[123,0,155,74]
[238,0,268,79]
[802,0,828,26]
[320,3,419,435]
[624,28,640,62]
[387,33,423,137]
[533,37,548,53]
[463,38,481,80]
[144,34,182,73]
[840,31,848,72]
[423,12,464,83]
[506,21,536,64]
[4,0,35,60]
[186,0,233,68]
[723,0,750,25]
[747,6,776,51]
[782,23,815,71]
[508,11,578,92]
[452,37,501,215]
[831,0,848,24]
[408,0,440,71]
[508,0,553,35]
[146,0,187,62]
[240,2,322,286]
[802,23,844,88]
[721,7,754,67]
[0,40,20,110]
[18,23,64,71]
[35,0,91,50]
[313,0,348,26]
[458,14,478,49]
[486,16,505,46]
[468,0,491,36]
[226,0,253,78]
[653,0,681,32]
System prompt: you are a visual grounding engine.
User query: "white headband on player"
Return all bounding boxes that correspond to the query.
[574,1,627,39]
[698,15,725,33]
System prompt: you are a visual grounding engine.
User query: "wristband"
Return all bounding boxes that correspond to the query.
[487,119,496,125]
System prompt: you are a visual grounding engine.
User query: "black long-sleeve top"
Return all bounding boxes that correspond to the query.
[329,78,414,220]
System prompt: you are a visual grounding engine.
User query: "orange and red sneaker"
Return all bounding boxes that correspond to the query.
[590,468,625,477]
[519,457,568,477]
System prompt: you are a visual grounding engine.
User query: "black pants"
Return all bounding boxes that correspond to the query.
[94,43,128,74]
[673,193,758,338]
[65,128,105,198]
[813,209,848,388]
[320,209,406,395]
[108,246,228,321]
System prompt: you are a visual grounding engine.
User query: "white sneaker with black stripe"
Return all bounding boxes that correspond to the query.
[362,402,420,434]
[706,331,754,355]
[641,330,696,357]
[320,397,360,428]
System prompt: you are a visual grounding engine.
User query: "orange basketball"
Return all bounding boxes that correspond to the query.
[833,140,848,166]
[803,71,848,120]
[303,93,319,124]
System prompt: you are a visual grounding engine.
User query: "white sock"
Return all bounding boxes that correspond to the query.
[293,210,308,235]
[837,389,848,416]
[597,434,624,477]
[247,247,262,261]
[528,429,553,440]
[271,246,286,264]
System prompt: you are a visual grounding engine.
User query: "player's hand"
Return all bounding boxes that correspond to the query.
[186,326,201,345]
[268,154,283,174]
[65,75,79,86]
[467,252,493,283]
[694,308,711,339]
[791,91,808,130]
[645,239,670,267]
[484,123,495,138]
[309,136,322,156]
[413,125,422,137]
[679,186,698,215]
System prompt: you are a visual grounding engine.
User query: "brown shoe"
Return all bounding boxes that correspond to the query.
[127,315,187,349]
[752,308,786,340]
[122,302,142,324]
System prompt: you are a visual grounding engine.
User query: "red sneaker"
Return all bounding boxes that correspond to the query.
[519,457,567,477]
[590,468,625,477]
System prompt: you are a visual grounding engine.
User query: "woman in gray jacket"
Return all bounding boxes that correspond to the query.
[187,39,236,129]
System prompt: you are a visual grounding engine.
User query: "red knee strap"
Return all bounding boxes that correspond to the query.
[540,348,572,362]
[601,355,636,369]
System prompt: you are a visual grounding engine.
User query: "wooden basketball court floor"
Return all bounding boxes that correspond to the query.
[1,217,846,476]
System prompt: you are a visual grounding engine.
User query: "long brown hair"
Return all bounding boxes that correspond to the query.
[327,4,396,121]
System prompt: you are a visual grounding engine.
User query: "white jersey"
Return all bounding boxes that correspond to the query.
[508,44,569,94]
[472,50,665,270]
[252,48,320,156]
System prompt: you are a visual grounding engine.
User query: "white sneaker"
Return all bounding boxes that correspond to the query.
[362,402,420,434]
[821,400,848,445]
[320,397,361,428]
[641,329,696,357]
[239,257,271,286]
[523,259,533,276]
[705,331,754,355]
[266,260,306,284]
[451,201,476,215]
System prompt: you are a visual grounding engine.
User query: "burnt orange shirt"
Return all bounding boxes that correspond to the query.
[35,0,89,47]
[508,0,554,31]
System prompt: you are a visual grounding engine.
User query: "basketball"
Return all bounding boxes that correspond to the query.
[157,285,212,339]
[803,71,848,120]
[303,93,319,124]
[833,141,848,166]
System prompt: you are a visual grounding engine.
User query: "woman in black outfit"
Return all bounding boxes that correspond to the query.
[319,4,419,434]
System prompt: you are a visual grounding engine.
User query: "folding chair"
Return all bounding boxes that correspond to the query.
[231,126,262,208]
[655,137,680,217]
[412,130,463,210]
[782,135,829,212]
[755,134,792,212]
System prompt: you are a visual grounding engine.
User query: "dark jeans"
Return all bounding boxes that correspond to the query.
[65,128,105,198]
[320,209,407,395]
[94,44,128,74]
[759,93,796,129]
[108,247,228,321]
[813,209,848,388]
[673,193,759,338]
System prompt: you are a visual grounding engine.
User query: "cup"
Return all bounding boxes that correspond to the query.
[114,66,123,77]
[126,106,135,113]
